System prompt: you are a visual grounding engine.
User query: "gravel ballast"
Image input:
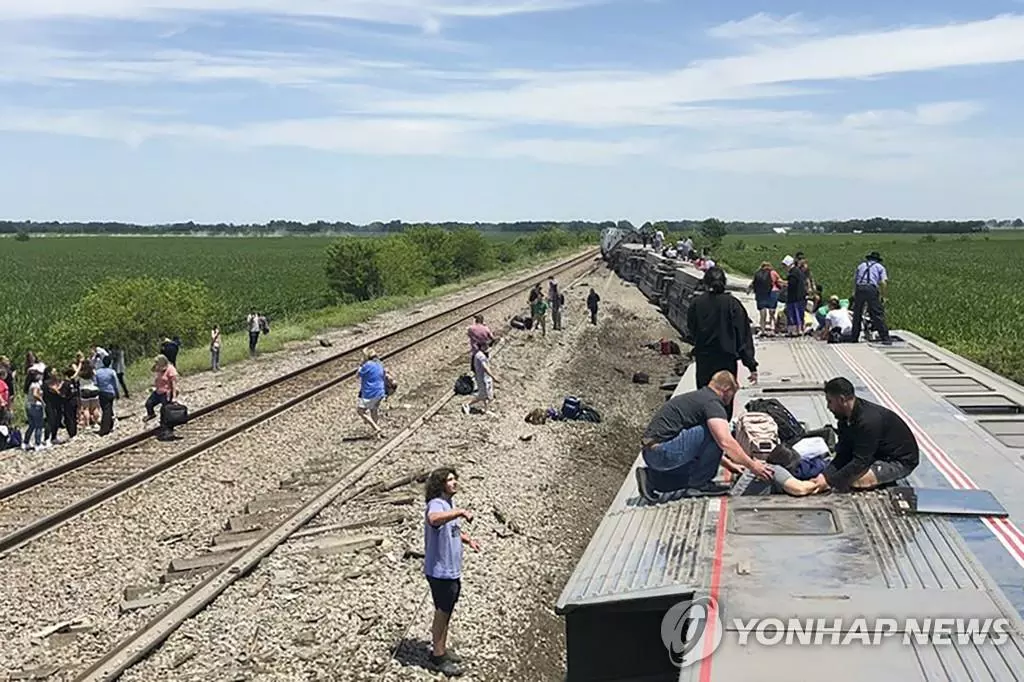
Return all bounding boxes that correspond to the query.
[113,268,683,682]
[0,254,601,680]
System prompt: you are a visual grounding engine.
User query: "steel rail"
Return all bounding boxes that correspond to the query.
[0,249,599,557]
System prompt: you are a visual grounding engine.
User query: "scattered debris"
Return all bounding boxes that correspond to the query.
[632,372,650,384]
[171,648,197,669]
[519,434,534,442]
[31,619,93,641]
[318,338,333,348]
[157,531,189,546]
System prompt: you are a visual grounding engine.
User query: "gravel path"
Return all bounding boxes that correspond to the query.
[0,254,599,681]
[114,268,683,682]
[0,253,590,488]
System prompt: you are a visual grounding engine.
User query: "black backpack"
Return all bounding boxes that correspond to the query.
[454,375,475,396]
[745,398,804,445]
[752,269,773,296]
[578,405,602,423]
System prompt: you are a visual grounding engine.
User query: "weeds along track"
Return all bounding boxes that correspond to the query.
[0,249,599,558]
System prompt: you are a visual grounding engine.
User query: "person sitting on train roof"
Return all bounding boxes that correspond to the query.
[808,377,920,493]
[636,371,773,502]
[816,297,854,343]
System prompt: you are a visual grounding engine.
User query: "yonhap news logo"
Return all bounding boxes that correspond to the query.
[659,596,1013,668]
[660,596,723,668]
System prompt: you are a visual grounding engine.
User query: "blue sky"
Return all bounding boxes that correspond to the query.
[2,0,1024,224]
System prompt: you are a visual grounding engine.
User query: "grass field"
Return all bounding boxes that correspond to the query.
[0,234,590,426]
[715,233,1024,384]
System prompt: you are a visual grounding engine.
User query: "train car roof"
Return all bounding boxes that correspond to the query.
[556,266,1024,681]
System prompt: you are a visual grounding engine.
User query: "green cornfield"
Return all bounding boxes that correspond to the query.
[0,237,334,361]
[716,233,1024,385]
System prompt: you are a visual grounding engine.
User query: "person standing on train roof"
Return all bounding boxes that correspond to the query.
[781,255,807,336]
[748,261,782,336]
[850,251,891,345]
[809,377,919,493]
[686,267,758,391]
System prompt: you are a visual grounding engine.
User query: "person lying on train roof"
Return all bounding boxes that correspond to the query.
[808,377,920,493]
[636,371,773,502]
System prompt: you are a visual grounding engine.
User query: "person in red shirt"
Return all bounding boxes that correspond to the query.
[0,366,10,426]
[466,315,494,371]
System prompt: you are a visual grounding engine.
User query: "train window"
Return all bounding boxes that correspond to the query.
[921,377,991,393]
[946,394,1023,416]
[901,362,963,377]
[977,418,1024,448]
[730,508,839,535]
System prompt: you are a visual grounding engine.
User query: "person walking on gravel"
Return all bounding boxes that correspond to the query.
[530,294,548,337]
[461,342,499,415]
[424,467,480,677]
[95,356,120,436]
[548,276,563,331]
[586,288,601,325]
[466,315,493,372]
[246,310,266,358]
[144,355,177,423]
[356,348,386,438]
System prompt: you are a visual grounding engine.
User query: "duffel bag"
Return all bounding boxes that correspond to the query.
[160,401,189,427]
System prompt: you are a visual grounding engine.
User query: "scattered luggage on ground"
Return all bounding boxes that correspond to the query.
[454,375,475,396]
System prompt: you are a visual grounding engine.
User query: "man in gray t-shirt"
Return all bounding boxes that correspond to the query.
[638,371,772,500]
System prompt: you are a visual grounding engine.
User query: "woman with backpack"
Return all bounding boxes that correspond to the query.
[748,261,781,336]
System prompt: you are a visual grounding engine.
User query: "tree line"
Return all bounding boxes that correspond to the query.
[3,217,1017,237]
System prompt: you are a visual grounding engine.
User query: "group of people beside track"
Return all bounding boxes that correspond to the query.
[634,253,916,502]
[0,310,279,451]
[0,344,184,451]
[747,250,891,344]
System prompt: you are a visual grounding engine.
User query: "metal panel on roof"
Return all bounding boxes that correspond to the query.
[555,499,711,613]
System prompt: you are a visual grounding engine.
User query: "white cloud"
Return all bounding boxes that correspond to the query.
[367,14,1024,127]
[842,101,984,129]
[0,0,602,26]
[707,12,819,40]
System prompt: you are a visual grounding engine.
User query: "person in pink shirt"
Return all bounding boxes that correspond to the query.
[144,354,178,423]
[466,315,494,371]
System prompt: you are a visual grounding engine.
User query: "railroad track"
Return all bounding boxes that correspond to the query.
[0,249,599,558]
[68,254,602,682]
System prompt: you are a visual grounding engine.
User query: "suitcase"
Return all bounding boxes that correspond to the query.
[160,401,189,427]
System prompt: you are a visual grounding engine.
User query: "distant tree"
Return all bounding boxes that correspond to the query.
[325,238,384,302]
[14,229,29,241]
[617,220,635,231]
[699,218,727,248]
[1014,218,1024,228]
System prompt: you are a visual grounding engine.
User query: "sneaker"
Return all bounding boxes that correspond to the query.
[429,656,463,677]
[684,481,731,497]
[439,650,463,664]
[635,467,658,503]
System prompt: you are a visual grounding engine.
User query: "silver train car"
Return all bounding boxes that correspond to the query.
[603,238,748,342]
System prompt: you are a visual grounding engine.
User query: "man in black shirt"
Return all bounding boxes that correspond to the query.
[810,377,919,493]
[637,371,773,501]
[686,267,758,390]
[784,257,807,336]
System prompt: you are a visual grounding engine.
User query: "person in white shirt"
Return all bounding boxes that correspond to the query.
[819,297,853,343]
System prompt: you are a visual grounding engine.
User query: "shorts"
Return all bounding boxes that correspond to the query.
[477,377,493,401]
[427,576,461,614]
[358,396,383,411]
[755,292,779,311]
[870,460,914,486]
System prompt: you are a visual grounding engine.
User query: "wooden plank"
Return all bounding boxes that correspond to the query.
[227,510,287,532]
[169,551,239,573]
[245,493,305,514]
[291,512,405,540]
[290,535,383,557]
